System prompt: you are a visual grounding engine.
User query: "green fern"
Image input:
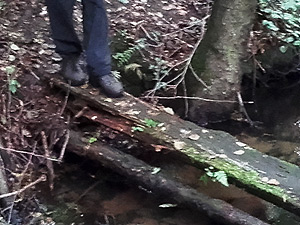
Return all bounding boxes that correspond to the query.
[113,38,145,67]
[200,167,229,187]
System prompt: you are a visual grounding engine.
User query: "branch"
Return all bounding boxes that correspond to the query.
[0,175,46,200]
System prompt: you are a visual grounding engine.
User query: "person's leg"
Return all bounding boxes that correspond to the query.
[45,0,88,86]
[45,0,82,54]
[82,0,111,76]
[82,0,123,97]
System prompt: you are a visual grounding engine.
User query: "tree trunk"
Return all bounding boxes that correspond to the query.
[188,0,257,124]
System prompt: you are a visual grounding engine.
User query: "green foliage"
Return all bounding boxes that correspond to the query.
[131,126,144,132]
[143,118,159,128]
[132,119,160,132]
[5,65,16,75]
[8,80,20,94]
[0,1,6,10]
[259,0,300,51]
[112,34,145,67]
[149,57,169,81]
[88,137,97,144]
[158,203,177,208]
[200,167,229,187]
[6,66,20,94]
[151,167,161,175]
[118,0,129,4]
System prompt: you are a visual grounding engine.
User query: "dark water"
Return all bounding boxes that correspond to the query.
[37,150,300,225]
[39,154,214,225]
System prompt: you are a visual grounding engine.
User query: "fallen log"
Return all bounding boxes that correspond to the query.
[51,77,300,216]
[67,130,270,225]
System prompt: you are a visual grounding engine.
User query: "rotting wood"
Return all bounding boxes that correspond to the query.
[51,77,300,216]
[67,130,270,225]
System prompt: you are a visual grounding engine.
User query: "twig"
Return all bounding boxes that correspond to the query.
[162,18,205,37]
[139,25,158,43]
[0,175,46,200]
[59,84,70,116]
[146,16,207,98]
[142,95,254,104]
[58,128,70,162]
[74,106,89,118]
[182,79,189,118]
[6,74,12,149]
[57,129,69,162]
[7,142,36,223]
[0,146,60,162]
[237,92,254,127]
[41,131,55,190]
[188,64,209,88]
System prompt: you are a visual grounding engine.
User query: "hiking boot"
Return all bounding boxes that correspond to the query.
[61,54,88,86]
[90,73,124,98]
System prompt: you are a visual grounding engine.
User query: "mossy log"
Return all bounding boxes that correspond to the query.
[67,130,269,225]
[52,77,300,217]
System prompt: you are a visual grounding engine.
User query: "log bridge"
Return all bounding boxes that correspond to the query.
[52,77,300,225]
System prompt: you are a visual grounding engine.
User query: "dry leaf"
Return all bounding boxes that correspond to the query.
[267,179,280,186]
[104,98,113,102]
[162,4,177,10]
[188,134,200,141]
[177,9,187,16]
[236,141,247,147]
[151,144,168,152]
[125,109,141,115]
[233,150,245,155]
[174,141,185,150]
[163,107,174,115]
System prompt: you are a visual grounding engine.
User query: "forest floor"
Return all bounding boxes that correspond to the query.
[0,0,213,224]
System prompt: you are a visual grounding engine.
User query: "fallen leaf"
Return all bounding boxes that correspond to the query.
[162,4,177,11]
[151,167,161,174]
[8,55,16,61]
[125,109,141,115]
[163,107,174,115]
[233,150,245,155]
[22,129,32,137]
[218,154,227,159]
[188,134,200,141]
[236,141,247,147]
[177,9,187,16]
[261,177,269,182]
[104,98,113,102]
[159,203,177,208]
[174,141,186,150]
[267,179,280,186]
[80,84,89,89]
[10,43,20,51]
[151,144,168,152]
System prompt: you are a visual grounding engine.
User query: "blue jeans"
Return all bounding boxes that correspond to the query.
[45,0,111,76]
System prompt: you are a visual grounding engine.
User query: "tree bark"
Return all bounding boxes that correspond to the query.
[189,0,257,124]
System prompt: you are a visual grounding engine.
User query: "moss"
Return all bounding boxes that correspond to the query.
[180,147,300,204]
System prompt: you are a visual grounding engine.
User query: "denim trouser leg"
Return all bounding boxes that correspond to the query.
[45,0,82,55]
[82,0,111,76]
[45,0,111,76]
